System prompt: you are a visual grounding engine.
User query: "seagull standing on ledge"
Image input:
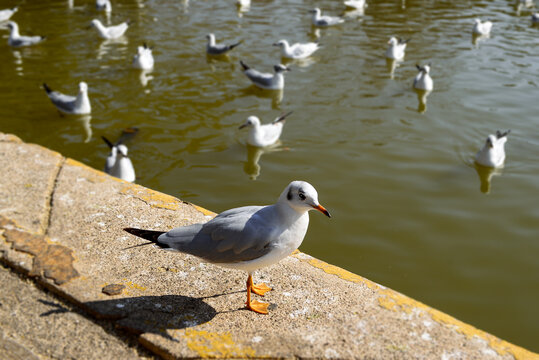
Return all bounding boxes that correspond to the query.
[239,112,293,147]
[124,180,331,314]
[102,136,136,182]
[475,130,510,168]
[6,21,46,47]
[133,43,154,70]
[385,37,409,60]
[240,61,290,90]
[273,40,320,59]
[413,64,433,91]
[43,82,91,115]
[90,19,129,39]
[0,6,17,22]
[309,8,345,27]
[472,19,493,36]
[206,33,242,55]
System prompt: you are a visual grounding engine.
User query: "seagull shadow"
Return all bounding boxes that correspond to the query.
[238,85,283,109]
[474,163,502,194]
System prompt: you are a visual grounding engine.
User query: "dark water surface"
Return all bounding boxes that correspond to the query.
[1,0,538,351]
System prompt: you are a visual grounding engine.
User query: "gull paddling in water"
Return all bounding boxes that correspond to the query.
[6,21,46,47]
[0,6,17,22]
[124,180,331,314]
[43,82,91,115]
[96,0,112,12]
[90,19,129,39]
[309,8,345,27]
[273,39,320,59]
[413,63,433,91]
[102,136,136,182]
[239,112,293,147]
[133,43,154,70]
[386,36,409,60]
[240,61,290,90]
[472,19,492,36]
[206,33,241,55]
[344,0,366,9]
[475,130,510,168]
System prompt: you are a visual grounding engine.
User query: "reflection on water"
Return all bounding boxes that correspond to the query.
[75,115,92,143]
[414,88,431,113]
[344,8,365,19]
[97,37,128,60]
[240,86,283,109]
[385,58,399,79]
[242,144,285,180]
[472,33,490,47]
[137,69,153,88]
[474,163,502,194]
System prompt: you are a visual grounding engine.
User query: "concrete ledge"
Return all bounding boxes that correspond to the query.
[0,132,537,359]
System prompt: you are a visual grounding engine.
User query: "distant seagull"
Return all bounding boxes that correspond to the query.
[532,12,539,24]
[240,61,290,90]
[133,43,154,70]
[0,6,17,22]
[90,19,129,39]
[344,0,366,9]
[475,130,510,168]
[237,0,250,6]
[206,33,241,55]
[239,112,293,147]
[386,36,409,60]
[472,19,492,36]
[309,8,345,27]
[6,21,46,47]
[96,0,111,12]
[43,82,91,115]
[102,136,136,182]
[413,64,433,91]
[273,39,320,59]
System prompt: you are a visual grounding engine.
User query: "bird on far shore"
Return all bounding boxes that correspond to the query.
[413,63,433,91]
[6,21,45,47]
[475,130,510,168]
[240,61,290,90]
[239,112,293,147]
[43,82,91,115]
[206,33,241,55]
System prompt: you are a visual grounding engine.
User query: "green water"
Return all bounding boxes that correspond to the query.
[1,0,538,351]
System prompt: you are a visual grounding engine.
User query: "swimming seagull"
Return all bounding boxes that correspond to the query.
[344,0,366,9]
[309,8,345,27]
[0,6,17,22]
[413,63,433,91]
[240,60,290,90]
[43,82,91,115]
[133,43,154,70]
[96,0,112,12]
[124,180,331,314]
[472,19,493,36]
[475,130,510,168]
[532,12,539,24]
[385,36,409,60]
[273,39,320,59]
[90,19,129,39]
[206,33,242,55]
[102,136,136,182]
[6,21,46,47]
[239,112,293,147]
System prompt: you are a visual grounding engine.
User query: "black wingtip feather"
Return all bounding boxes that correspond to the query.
[240,60,249,71]
[123,227,169,247]
[43,83,52,94]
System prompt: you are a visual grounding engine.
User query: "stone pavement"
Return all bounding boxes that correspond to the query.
[0,132,537,359]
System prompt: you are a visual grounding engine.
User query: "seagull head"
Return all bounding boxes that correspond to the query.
[309,8,321,16]
[474,18,482,24]
[281,181,331,217]
[485,135,495,149]
[206,33,215,42]
[6,21,16,31]
[89,19,101,28]
[274,64,290,73]
[273,40,287,48]
[117,144,129,158]
[388,36,398,45]
[239,116,260,129]
[78,82,88,93]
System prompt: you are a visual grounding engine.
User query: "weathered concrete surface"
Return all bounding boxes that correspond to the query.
[1,132,538,359]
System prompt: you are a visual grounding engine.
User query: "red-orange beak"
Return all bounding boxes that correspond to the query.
[312,204,331,218]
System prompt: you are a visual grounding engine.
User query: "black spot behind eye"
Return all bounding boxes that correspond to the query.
[287,189,293,200]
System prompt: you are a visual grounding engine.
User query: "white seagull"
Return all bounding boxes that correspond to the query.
[532,12,539,24]
[273,39,320,59]
[0,6,17,22]
[43,82,91,115]
[90,19,129,39]
[413,64,433,91]
[475,130,510,168]
[344,0,366,9]
[132,43,154,70]
[206,33,242,55]
[102,136,136,182]
[309,8,345,27]
[6,21,45,47]
[96,0,112,12]
[385,36,409,60]
[124,180,331,314]
[239,112,293,147]
[240,60,290,90]
[472,19,493,36]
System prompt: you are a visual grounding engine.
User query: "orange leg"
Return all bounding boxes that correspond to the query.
[248,274,272,296]
[245,274,269,314]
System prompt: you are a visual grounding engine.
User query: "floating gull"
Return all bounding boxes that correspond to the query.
[43,82,91,115]
[6,21,45,47]
[385,36,409,60]
[273,39,320,59]
[475,130,510,168]
[344,0,366,10]
[0,6,17,22]
[90,19,129,39]
[239,112,293,147]
[413,63,433,91]
[206,33,241,55]
[472,19,492,36]
[96,0,111,12]
[124,180,331,314]
[309,8,345,27]
[240,60,290,90]
[102,136,136,182]
[532,12,539,24]
[133,43,154,70]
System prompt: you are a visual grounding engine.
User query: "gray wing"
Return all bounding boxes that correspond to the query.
[47,91,76,113]
[244,69,275,88]
[158,205,278,263]
[207,44,229,55]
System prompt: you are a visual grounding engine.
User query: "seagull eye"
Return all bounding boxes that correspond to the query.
[298,192,306,201]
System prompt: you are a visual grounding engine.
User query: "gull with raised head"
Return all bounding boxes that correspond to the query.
[413,63,433,91]
[385,36,409,60]
[102,136,136,182]
[133,43,154,70]
[96,0,111,12]
[90,19,129,39]
[472,19,492,36]
[206,33,241,55]
[239,112,293,147]
[6,21,45,47]
[0,6,17,22]
[43,82,91,115]
[475,130,510,168]
[309,8,344,27]
[124,180,331,314]
[240,60,290,90]
[273,39,320,59]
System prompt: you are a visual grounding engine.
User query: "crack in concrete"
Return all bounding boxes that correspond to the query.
[44,157,66,237]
